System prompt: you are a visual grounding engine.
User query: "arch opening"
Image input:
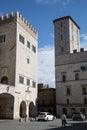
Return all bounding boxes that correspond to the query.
[0,93,14,119]
[20,101,26,118]
[29,102,34,117]
[1,76,8,85]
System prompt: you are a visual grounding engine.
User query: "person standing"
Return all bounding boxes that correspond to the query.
[61,114,67,127]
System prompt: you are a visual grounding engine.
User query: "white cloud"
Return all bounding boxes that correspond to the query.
[80,34,87,41]
[38,45,55,87]
[80,33,87,50]
[35,0,71,5]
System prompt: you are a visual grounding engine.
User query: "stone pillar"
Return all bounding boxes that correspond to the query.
[13,93,20,119]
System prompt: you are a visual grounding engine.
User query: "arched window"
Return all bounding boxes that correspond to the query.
[1,76,8,85]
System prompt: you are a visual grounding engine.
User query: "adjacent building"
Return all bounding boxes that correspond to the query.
[53,16,87,117]
[0,11,38,119]
[38,84,56,116]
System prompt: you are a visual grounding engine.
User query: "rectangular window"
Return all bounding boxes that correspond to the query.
[75,73,79,80]
[27,41,30,48]
[32,81,36,88]
[67,99,69,104]
[27,58,29,64]
[84,98,87,104]
[61,22,63,27]
[19,76,24,84]
[0,35,6,43]
[19,34,25,44]
[66,88,71,95]
[62,75,66,82]
[27,79,30,86]
[81,66,86,71]
[82,87,86,95]
[32,45,36,53]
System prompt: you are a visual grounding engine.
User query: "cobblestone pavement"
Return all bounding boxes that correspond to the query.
[0,119,87,130]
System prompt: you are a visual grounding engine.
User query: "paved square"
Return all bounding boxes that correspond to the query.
[0,119,87,130]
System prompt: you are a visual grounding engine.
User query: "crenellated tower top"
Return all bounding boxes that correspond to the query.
[0,11,37,39]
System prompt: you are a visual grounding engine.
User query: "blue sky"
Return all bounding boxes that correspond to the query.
[0,0,87,87]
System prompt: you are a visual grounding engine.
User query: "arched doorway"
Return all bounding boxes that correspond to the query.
[1,76,8,85]
[0,93,14,119]
[29,102,34,117]
[20,101,26,118]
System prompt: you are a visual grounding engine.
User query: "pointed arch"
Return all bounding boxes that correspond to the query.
[29,101,34,117]
[20,101,26,118]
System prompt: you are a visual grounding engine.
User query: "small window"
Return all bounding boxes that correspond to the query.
[27,41,30,48]
[66,88,71,95]
[27,58,29,64]
[26,79,30,86]
[62,75,66,82]
[75,73,79,80]
[61,22,63,27]
[1,76,8,84]
[19,76,24,84]
[0,35,6,43]
[81,66,86,71]
[82,87,86,95]
[32,81,36,87]
[32,45,36,53]
[67,99,69,104]
[84,98,87,104]
[19,34,25,44]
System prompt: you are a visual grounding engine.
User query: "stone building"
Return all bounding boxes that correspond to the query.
[38,84,56,116]
[53,16,87,117]
[0,11,38,119]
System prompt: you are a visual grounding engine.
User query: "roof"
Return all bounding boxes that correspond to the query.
[53,16,80,29]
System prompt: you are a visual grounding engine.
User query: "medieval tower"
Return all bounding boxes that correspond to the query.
[53,16,87,117]
[0,11,38,119]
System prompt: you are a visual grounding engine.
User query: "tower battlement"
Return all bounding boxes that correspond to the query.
[0,11,37,39]
[0,12,14,24]
[16,11,37,34]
